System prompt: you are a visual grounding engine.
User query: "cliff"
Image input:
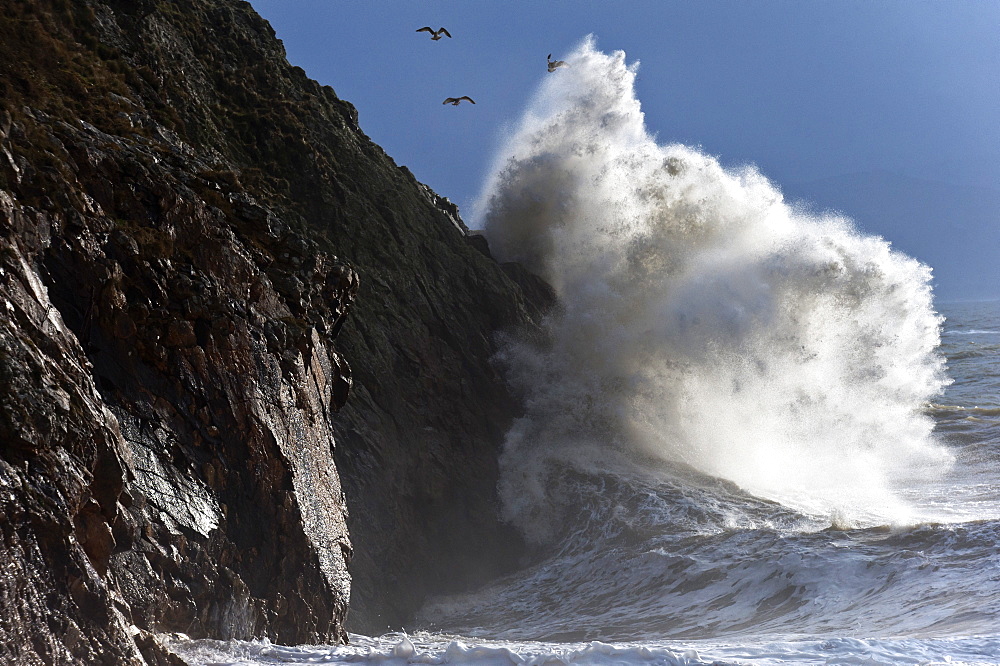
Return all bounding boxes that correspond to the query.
[0,0,551,663]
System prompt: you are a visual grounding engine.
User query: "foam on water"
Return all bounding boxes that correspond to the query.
[167,634,709,666]
[166,633,1000,666]
[475,36,953,535]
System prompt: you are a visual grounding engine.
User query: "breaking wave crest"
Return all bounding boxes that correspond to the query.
[476,36,952,540]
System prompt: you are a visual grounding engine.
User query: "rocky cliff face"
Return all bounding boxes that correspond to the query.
[0,0,549,663]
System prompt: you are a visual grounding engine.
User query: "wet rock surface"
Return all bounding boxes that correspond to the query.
[1,0,549,662]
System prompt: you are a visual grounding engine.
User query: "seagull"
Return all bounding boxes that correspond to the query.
[443,96,476,106]
[416,26,452,40]
[547,54,568,72]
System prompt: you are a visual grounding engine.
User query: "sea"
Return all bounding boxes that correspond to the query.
[167,38,1000,666]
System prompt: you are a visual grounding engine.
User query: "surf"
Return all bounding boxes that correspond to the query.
[474,36,953,537]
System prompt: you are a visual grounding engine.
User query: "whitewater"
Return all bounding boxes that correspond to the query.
[170,38,1000,665]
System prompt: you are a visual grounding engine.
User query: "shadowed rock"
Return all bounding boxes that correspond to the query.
[0,0,552,661]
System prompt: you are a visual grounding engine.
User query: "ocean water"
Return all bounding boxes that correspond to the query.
[168,38,1000,666]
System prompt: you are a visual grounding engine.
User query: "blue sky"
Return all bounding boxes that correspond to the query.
[248,1,999,298]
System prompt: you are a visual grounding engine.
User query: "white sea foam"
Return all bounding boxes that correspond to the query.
[165,633,711,665]
[166,633,1000,666]
[476,36,952,538]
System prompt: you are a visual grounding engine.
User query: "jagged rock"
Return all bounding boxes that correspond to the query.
[0,0,551,661]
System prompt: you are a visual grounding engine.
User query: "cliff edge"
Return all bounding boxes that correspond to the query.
[0,0,550,663]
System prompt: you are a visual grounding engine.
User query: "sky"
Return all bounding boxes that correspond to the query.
[248,1,999,299]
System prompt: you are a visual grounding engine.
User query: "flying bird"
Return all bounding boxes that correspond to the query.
[443,96,475,106]
[547,54,568,72]
[417,26,451,40]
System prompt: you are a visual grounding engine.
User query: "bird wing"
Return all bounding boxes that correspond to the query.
[416,27,434,33]
[439,27,452,37]
[460,96,476,104]
[443,98,457,104]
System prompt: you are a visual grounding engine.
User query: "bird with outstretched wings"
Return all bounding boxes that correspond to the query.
[417,26,452,40]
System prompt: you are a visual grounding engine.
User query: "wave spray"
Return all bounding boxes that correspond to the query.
[477,37,951,538]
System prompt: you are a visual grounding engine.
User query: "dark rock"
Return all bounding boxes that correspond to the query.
[164,320,197,348]
[466,232,493,259]
[0,0,553,661]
